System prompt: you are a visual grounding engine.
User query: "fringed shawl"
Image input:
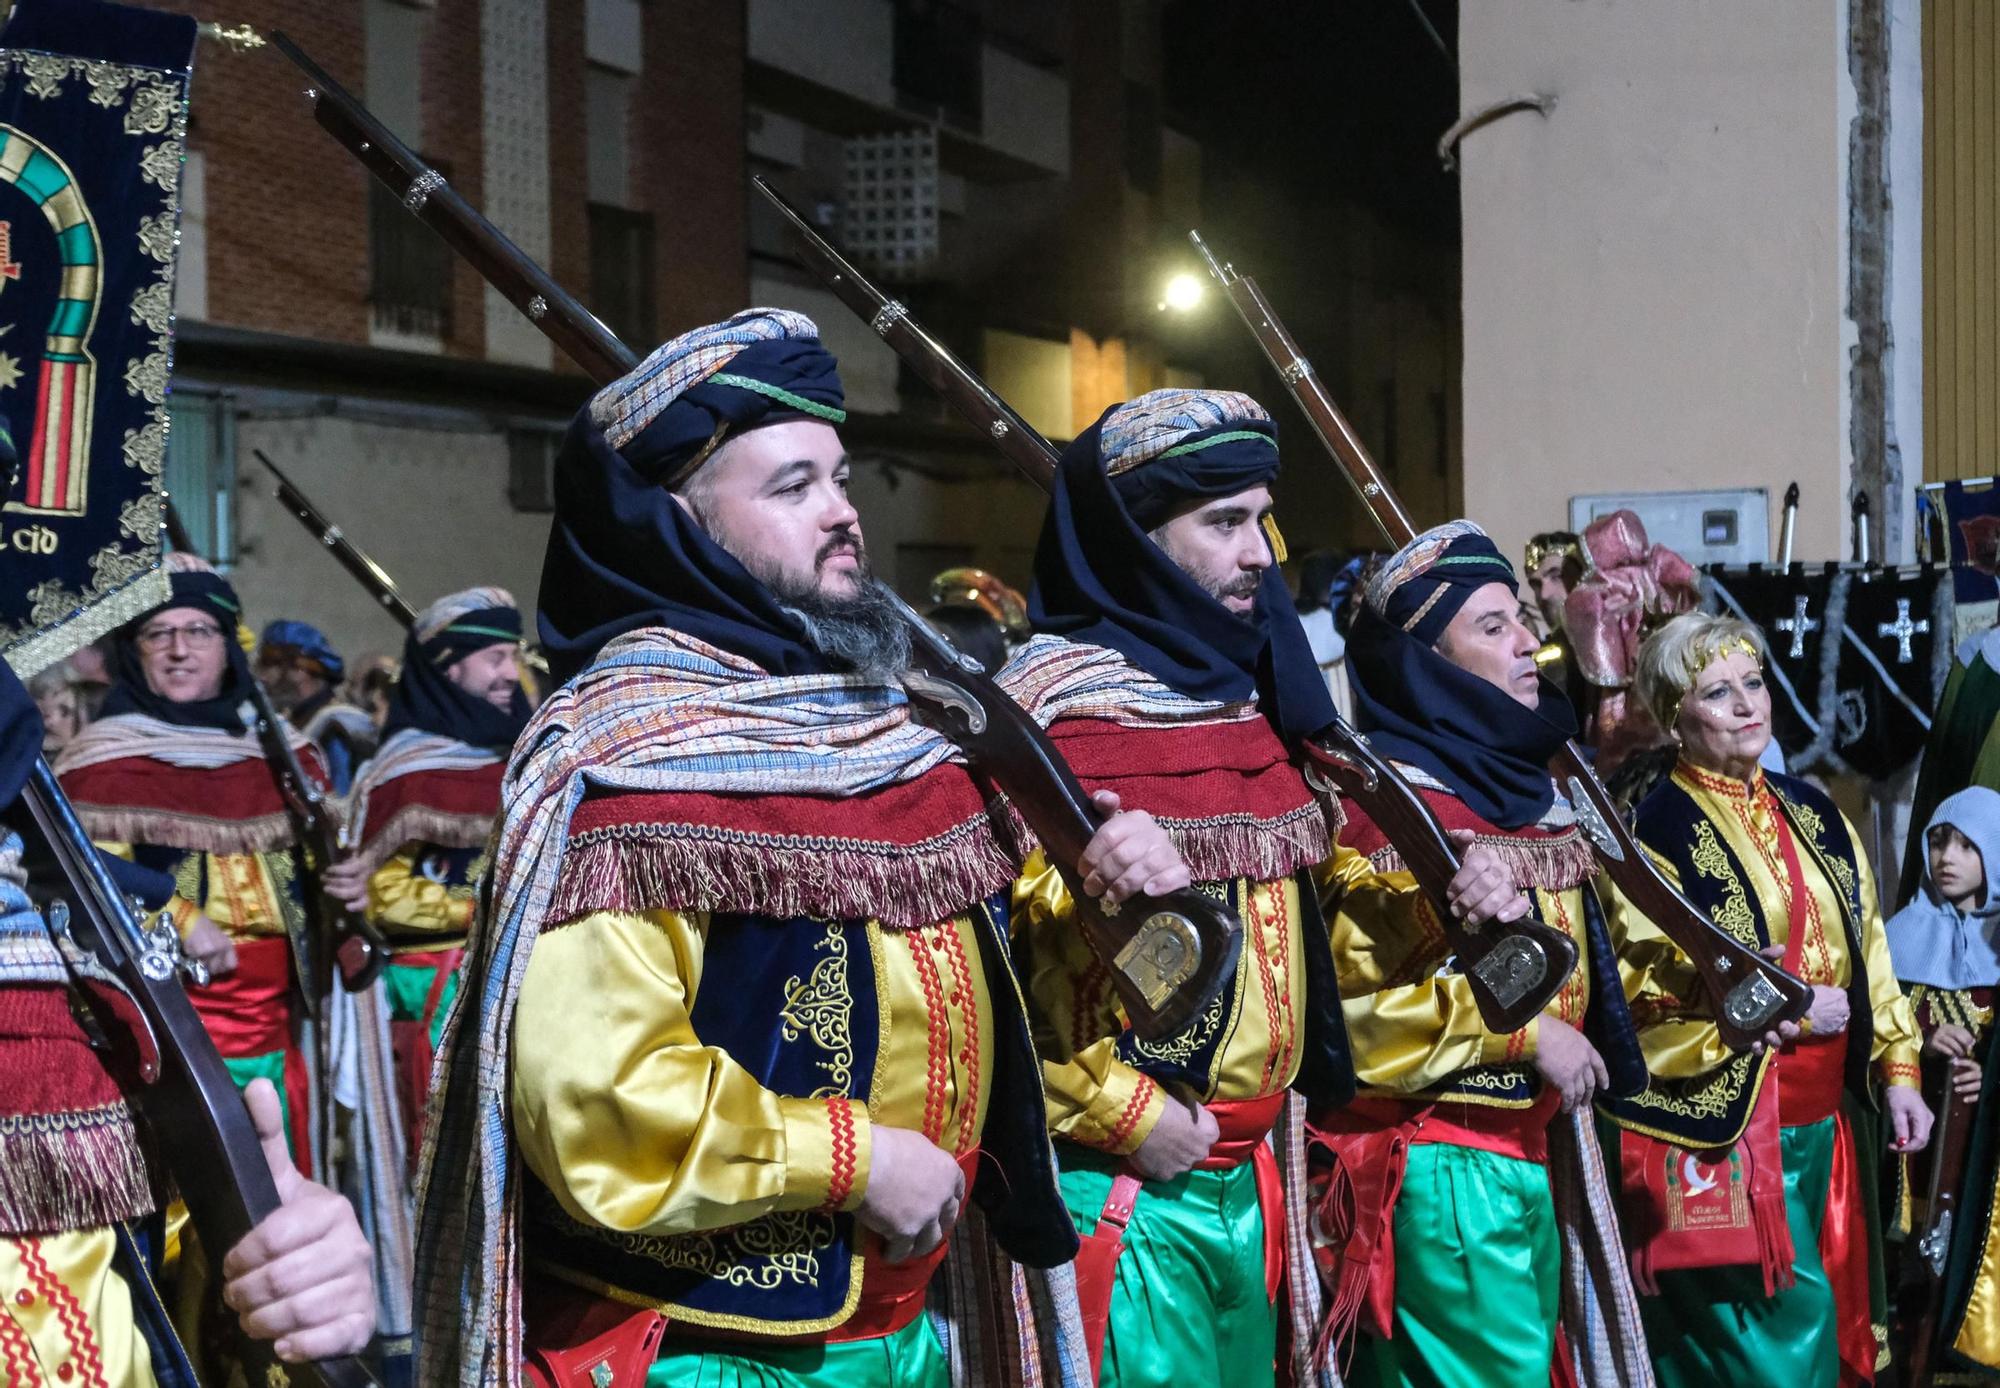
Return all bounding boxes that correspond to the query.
[54,712,318,855]
[343,728,505,875]
[998,635,1338,884]
[0,832,157,1235]
[1337,759,1599,893]
[413,628,1019,1388]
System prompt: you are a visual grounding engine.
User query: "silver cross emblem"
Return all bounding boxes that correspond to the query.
[1876,597,1930,664]
[1774,594,1819,659]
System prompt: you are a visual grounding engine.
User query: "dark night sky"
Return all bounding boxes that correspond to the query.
[1161,0,1460,243]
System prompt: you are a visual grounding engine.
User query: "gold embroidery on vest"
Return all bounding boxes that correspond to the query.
[541,1196,834,1289]
[1689,821,1759,945]
[779,924,854,1098]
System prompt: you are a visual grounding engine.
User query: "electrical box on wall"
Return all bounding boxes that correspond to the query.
[1569,488,1770,567]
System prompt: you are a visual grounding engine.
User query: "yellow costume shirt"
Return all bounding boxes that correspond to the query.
[511,908,994,1240]
[1012,851,1306,1154]
[1611,762,1920,1091]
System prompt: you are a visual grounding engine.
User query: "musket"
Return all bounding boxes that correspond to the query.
[1192,230,1812,1050]
[755,175,1576,1032]
[237,691,388,995]
[1779,483,1800,569]
[161,501,387,995]
[269,37,1240,1039]
[255,450,418,629]
[16,762,380,1387]
[1906,1081,1976,1385]
[1853,491,1873,565]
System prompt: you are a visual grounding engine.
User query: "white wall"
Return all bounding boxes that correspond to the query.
[228,412,551,664]
[1459,0,1850,566]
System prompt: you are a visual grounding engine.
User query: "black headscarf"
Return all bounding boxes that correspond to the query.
[2,659,174,909]
[382,592,532,751]
[537,309,851,684]
[98,558,258,732]
[1347,521,1577,828]
[1028,393,1337,744]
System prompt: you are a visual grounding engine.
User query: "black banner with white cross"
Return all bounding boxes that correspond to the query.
[1704,563,1951,779]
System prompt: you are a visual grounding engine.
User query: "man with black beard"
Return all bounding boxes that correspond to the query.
[995,389,1531,1388]
[415,310,1193,1388]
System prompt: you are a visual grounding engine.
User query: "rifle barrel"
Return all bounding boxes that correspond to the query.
[1193,227,1814,1047]
[254,450,418,629]
[752,177,1058,490]
[269,32,636,383]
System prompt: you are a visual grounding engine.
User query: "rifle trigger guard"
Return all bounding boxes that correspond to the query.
[1566,776,1625,860]
[899,668,987,736]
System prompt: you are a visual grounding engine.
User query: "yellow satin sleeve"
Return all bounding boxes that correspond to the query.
[0,1228,155,1388]
[1011,852,1168,1154]
[1601,849,1737,1083]
[365,845,475,940]
[1326,854,1551,1095]
[512,908,870,1238]
[92,841,293,943]
[1847,823,1923,1087]
[1013,852,1306,1135]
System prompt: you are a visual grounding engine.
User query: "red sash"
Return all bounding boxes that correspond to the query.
[1306,1090,1560,1352]
[526,1149,981,1385]
[1075,1092,1287,1375]
[187,937,310,1175]
[1617,805,1826,1297]
[389,946,464,1167]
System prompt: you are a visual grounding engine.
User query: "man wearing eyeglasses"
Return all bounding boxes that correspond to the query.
[55,553,328,1177]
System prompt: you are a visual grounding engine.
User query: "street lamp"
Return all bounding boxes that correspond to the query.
[1159,272,1204,313]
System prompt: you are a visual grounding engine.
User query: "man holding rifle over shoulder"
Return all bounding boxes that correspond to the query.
[415,310,1202,1388]
[998,388,1541,1387]
[322,587,530,1163]
[54,554,327,1176]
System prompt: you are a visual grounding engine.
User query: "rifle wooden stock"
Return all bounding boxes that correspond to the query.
[255,450,417,629]
[268,32,637,383]
[18,763,380,1388]
[1193,229,1813,1050]
[1907,1083,1976,1384]
[756,175,1575,1032]
[269,54,1235,1040]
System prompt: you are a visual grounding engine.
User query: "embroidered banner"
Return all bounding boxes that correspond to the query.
[0,0,195,677]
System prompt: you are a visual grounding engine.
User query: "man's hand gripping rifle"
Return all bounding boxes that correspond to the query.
[1190,230,1811,1050]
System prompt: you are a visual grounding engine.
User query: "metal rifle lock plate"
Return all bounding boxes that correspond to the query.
[1721,971,1786,1032]
[1112,909,1203,1012]
[1468,931,1549,1013]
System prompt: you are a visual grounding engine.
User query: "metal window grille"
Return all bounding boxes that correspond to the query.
[587,202,656,349]
[843,130,939,280]
[368,167,454,340]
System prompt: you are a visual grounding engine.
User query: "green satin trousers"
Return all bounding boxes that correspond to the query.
[1349,1140,1561,1388]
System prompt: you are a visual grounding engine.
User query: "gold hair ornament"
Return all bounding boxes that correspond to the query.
[1670,635,1761,728]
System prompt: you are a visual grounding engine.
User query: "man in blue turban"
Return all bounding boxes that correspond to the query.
[255,619,375,794]
[416,310,1195,1388]
[998,391,1535,1387]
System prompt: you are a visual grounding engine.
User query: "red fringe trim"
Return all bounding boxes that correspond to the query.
[351,804,497,874]
[68,804,297,856]
[1363,830,1599,894]
[545,815,1023,930]
[0,1104,156,1236]
[999,796,1332,886]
